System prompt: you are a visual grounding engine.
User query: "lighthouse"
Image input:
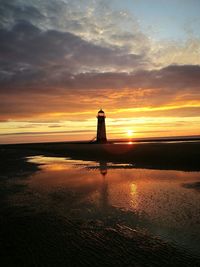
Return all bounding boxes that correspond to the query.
[96,109,107,143]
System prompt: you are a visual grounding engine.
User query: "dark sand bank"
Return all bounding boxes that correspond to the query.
[0,148,39,178]
[2,211,200,267]
[1,146,200,266]
[2,140,200,171]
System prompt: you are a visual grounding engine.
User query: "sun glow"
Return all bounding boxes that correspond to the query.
[127,130,134,137]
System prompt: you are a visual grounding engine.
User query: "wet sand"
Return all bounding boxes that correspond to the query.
[1,144,200,266]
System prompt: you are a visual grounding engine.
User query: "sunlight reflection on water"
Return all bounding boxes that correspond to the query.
[25,155,200,255]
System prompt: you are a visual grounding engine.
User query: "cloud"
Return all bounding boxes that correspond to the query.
[1,64,200,120]
[0,0,44,29]
[0,21,199,122]
[0,129,94,136]
[0,0,200,69]
[0,0,148,52]
[151,38,200,67]
[0,20,148,91]
[0,19,199,93]
[0,0,200,123]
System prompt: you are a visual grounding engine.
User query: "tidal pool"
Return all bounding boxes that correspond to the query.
[15,155,200,256]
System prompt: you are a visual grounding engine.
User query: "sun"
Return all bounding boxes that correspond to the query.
[127,130,134,137]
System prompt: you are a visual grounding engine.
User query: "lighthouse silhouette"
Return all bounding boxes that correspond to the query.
[96,109,107,143]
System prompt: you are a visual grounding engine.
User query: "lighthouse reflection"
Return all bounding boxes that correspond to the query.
[99,162,109,213]
[99,161,108,177]
[97,161,138,212]
[97,161,138,215]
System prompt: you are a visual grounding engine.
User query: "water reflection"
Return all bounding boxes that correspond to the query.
[99,162,109,214]
[24,156,200,255]
[182,182,200,192]
[99,161,108,177]
[130,183,138,209]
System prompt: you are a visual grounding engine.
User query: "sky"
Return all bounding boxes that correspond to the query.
[0,0,200,143]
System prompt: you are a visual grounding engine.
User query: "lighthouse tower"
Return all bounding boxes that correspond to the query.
[96,109,107,143]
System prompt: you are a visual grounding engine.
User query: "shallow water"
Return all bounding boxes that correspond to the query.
[14,155,200,256]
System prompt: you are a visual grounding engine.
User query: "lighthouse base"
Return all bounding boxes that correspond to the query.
[96,138,107,144]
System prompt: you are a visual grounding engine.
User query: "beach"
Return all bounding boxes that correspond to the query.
[3,140,200,170]
[1,142,200,266]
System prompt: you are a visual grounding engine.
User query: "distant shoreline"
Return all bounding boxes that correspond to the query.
[1,134,200,146]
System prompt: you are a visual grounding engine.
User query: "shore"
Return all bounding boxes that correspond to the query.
[1,143,200,266]
[2,140,200,171]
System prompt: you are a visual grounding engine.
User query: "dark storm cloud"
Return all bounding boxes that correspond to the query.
[0,3,198,94]
[65,65,200,90]
[0,22,199,92]
[0,18,199,92]
[145,65,200,89]
[0,1,44,28]
[0,20,147,90]
[27,64,199,93]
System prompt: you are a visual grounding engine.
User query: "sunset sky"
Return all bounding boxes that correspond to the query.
[0,0,200,143]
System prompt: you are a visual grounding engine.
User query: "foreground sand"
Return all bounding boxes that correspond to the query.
[1,144,200,266]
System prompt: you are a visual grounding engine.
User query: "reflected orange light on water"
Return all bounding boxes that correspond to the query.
[130,183,138,209]
[23,155,200,254]
[26,156,200,227]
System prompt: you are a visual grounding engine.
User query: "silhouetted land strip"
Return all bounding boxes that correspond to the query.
[111,134,200,143]
[2,140,200,171]
[1,148,200,266]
